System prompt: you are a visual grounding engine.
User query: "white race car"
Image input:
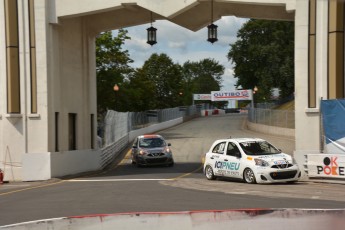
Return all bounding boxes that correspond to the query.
[203,138,301,184]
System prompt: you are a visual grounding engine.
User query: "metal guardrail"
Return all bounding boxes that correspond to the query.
[248,108,295,129]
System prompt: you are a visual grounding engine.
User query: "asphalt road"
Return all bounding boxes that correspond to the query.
[1,114,345,226]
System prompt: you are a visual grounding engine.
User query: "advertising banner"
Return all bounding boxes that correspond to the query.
[321,99,345,154]
[307,154,345,178]
[211,90,252,101]
[193,94,211,101]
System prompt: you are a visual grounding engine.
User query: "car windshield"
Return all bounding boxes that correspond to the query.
[239,141,280,155]
[139,138,165,148]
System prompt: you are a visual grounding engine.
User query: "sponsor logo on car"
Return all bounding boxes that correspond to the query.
[215,161,240,170]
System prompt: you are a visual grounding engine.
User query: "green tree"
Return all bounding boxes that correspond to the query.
[227,19,294,101]
[120,68,156,112]
[182,58,224,105]
[96,29,133,113]
[141,53,184,109]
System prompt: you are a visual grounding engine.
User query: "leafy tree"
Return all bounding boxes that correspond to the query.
[182,58,225,106]
[96,29,134,114]
[227,19,294,101]
[140,53,184,109]
[120,68,156,111]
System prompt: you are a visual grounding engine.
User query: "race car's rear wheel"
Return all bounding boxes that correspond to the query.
[243,168,256,184]
[205,165,216,180]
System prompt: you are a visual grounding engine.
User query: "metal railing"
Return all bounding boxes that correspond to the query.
[248,108,295,129]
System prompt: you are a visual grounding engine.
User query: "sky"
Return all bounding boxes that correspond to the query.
[121,16,248,91]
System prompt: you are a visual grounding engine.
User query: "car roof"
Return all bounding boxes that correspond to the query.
[215,137,265,143]
[138,134,163,139]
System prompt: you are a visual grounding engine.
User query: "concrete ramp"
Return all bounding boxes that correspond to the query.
[2,209,345,230]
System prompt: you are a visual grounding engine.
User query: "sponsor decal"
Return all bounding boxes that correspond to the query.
[217,170,240,176]
[317,157,345,176]
[215,161,240,170]
[273,160,288,165]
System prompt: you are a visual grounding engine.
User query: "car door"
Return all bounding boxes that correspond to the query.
[131,138,139,160]
[217,141,243,179]
[207,141,227,176]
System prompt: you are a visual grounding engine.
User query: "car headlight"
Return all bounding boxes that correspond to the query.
[254,158,269,167]
[139,149,148,155]
[164,147,171,153]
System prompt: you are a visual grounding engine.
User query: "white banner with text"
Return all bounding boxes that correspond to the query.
[211,90,253,101]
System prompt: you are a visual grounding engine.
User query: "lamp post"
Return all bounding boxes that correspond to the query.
[113,84,119,111]
[251,86,258,122]
[251,86,258,108]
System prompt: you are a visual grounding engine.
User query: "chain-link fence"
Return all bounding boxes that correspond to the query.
[248,108,295,129]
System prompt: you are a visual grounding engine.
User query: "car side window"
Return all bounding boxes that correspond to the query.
[227,142,241,157]
[133,138,138,147]
[212,142,226,154]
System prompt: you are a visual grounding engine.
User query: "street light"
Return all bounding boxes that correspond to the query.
[207,0,218,44]
[254,86,258,94]
[251,86,258,108]
[147,12,157,46]
[113,84,119,111]
[113,84,119,92]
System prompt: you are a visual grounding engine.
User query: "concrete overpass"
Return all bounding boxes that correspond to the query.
[0,0,344,181]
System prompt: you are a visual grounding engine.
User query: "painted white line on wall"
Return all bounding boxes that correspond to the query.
[68,179,174,182]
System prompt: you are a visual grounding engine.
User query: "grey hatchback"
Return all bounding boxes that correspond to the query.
[131,134,174,167]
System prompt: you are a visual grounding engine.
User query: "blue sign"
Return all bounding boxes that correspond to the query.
[321,99,345,154]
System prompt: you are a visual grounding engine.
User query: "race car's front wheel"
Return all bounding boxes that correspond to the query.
[243,168,256,184]
[205,165,216,180]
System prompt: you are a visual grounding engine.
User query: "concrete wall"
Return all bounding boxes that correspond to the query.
[129,118,183,143]
[246,121,295,139]
[21,117,183,181]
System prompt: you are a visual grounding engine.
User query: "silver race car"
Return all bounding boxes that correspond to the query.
[131,134,174,167]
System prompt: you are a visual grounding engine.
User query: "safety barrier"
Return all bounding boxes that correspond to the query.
[1,209,345,230]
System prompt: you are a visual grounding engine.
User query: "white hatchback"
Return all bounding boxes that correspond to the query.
[203,138,301,184]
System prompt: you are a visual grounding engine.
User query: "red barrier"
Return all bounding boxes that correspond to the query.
[0,169,3,184]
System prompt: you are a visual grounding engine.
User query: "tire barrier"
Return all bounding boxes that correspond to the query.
[1,209,345,230]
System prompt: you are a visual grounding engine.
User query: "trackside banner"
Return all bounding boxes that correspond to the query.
[321,99,345,154]
[193,94,211,101]
[307,154,345,178]
[211,90,253,101]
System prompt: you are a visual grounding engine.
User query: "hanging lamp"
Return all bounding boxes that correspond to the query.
[147,12,157,46]
[207,0,218,44]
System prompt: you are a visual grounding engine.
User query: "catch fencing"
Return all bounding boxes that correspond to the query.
[100,105,202,169]
[248,108,295,129]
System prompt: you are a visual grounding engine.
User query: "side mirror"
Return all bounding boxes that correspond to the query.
[168,143,171,146]
[132,145,137,148]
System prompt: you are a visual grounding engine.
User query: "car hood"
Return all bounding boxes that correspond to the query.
[141,147,165,153]
[255,153,293,165]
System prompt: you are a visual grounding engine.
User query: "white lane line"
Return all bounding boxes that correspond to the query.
[68,179,174,182]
